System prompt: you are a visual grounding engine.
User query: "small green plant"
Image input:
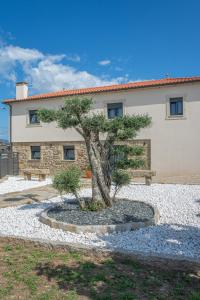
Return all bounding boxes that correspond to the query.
[84,200,105,211]
[4,245,13,252]
[112,169,131,200]
[189,292,200,300]
[53,166,85,209]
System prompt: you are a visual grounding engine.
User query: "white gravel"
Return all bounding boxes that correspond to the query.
[0,183,200,260]
[0,176,52,195]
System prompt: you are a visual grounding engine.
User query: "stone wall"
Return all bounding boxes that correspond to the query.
[12,139,151,175]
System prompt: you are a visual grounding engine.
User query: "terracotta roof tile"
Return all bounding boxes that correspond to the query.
[3,76,200,103]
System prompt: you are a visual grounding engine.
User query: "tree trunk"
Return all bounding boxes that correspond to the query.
[92,173,103,203]
[85,137,113,207]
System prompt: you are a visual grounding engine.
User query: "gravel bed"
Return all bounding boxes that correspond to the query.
[0,176,52,195]
[48,199,154,225]
[0,183,199,260]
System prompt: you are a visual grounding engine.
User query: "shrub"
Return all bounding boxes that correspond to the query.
[83,200,105,212]
[112,169,131,200]
[53,166,84,208]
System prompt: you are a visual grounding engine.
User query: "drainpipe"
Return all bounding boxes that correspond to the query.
[7,104,12,151]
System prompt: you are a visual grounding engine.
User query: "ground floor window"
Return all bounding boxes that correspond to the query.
[31,146,41,160]
[63,145,75,160]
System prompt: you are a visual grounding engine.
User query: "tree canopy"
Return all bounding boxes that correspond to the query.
[38,96,151,208]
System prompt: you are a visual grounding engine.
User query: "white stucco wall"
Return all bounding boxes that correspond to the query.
[10,82,200,180]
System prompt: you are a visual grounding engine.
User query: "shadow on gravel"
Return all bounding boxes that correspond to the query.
[99,223,200,260]
[195,199,200,218]
[16,197,72,211]
[4,193,39,202]
[17,202,51,210]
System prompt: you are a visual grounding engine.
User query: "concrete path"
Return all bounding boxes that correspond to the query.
[0,178,91,208]
[0,185,59,208]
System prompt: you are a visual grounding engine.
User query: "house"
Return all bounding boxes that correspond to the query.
[3,76,200,183]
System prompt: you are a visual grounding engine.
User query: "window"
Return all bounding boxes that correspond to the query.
[169,97,183,116]
[107,103,123,119]
[63,146,75,160]
[29,110,40,124]
[31,146,40,160]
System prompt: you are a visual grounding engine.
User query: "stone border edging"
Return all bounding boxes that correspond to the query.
[39,200,160,234]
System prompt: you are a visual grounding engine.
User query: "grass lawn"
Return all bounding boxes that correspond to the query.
[0,240,199,300]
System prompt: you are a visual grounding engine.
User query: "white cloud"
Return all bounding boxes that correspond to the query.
[24,58,124,93]
[0,45,44,61]
[98,60,111,66]
[0,44,128,93]
[65,54,80,62]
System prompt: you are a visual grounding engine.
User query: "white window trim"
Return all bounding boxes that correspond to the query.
[63,145,76,161]
[104,98,126,118]
[26,108,42,127]
[166,94,187,120]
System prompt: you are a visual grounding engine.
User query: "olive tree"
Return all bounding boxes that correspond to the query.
[38,97,151,208]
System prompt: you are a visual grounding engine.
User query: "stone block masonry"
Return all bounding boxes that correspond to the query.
[12,139,151,175]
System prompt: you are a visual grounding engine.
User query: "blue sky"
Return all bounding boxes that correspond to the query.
[0,0,200,140]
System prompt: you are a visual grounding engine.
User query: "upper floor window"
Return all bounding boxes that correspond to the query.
[29,110,40,124]
[107,103,123,119]
[31,146,40,160]
[169,97,183,116]
[63,145,75,160]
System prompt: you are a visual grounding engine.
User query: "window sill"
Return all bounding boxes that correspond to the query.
[26,124,42,128]
[62,159,76,162]
[28,159,41,162]
[165,115,186,120]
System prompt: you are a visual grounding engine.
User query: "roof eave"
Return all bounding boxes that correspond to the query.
[3,77,200,104]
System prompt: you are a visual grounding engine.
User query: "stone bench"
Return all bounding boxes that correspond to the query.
[130,170,156,186]
[22,169,50,181]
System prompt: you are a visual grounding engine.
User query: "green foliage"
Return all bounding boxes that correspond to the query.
[112,170,131,200]
[4,245,13,252]
[81,114,108,132]
[112,145,144,156]
[107,115,151,140]
[189,292,200,300]
[83,200,105,212]
[53,166,81,198]
[38,97,151,139]
[62,97,93,115]
[37,109,57,123]
[112,170,131,189]
[116,158,145,169]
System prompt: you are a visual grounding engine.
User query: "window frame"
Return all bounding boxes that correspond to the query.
[30,145,41,160]
[169,97,183,116]
[26,108,42,127]
[29,110,40,125]
[166,94,186,120]
[107,102,124,119]
[63,145,76,161]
